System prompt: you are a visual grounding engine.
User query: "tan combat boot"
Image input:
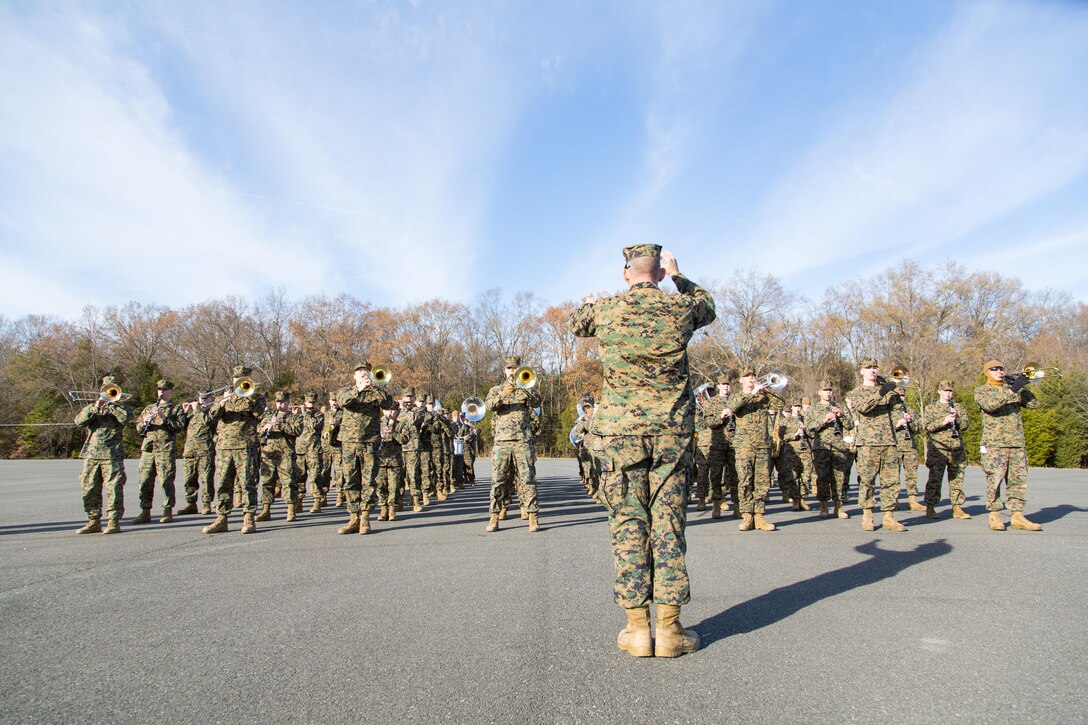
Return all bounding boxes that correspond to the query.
[739,513,754,531]
[836,503,849,519]
[799,497,811,511]
[255,504,272,522]
[412,496,422,513]
[388,506,397,522]
[378,505,389,521]
[309,498,322,514]
[520,506,528,520]
[485,514,499,533]
[132,508,151,525]
[908,495,926,512]
[819,501,829,518]
[528,513,540,532]
[754,513,776,531]
[1010,512,1042,531]
[791,498,802,511]
[285,503,297,523]
[437,491,447,502]
[176,502,198,515]
[654,604,700,658]
[338,513,360,535]
[201,501,212,515]
[712,501,722,519]
[926,505,940,520]
[989,511,1006,531]
[241,512,256,534]
[422,493,430,507]
[616,607,652,657]
[696,497,706,512]
[952,505,971,519]
[358,509,372,535]
[882,512,907,532]
[102,519,121,535]
[499,505,508,521]
[159,507,173,524]
[862,509,875,531]
[77,518,102,534]
[335,492,343,507]
[203,515,229,534]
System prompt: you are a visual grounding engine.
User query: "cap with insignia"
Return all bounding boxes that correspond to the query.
[791,399,802,408]
[403,386,416,398]
[622,244,662,263]
[858,357,879,369]
[101,375,119,387]
[354,361,372,372]
[156,379,174,390]
[938,380,955,392]
[818,379,833,390]
[304,393,316,404]
[232,365,252,378]
[503,355,522,368]
[273,390,290,402]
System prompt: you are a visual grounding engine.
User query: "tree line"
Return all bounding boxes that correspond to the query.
[2,259,1086,467]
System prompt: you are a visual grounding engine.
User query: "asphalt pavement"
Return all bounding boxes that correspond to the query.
[1,459,1086,724]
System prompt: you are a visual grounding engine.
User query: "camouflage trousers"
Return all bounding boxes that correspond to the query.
[215,446,259,516]
[722,446,738,509]
[896,446,920,497]
[442,446,454,488]
[139,449,177,510]
[774,445,804,501]
[453,454,465,487]
[799,450,813,497]
[736,447,772,514]
[402,450,423,497]
[419,448,436,495]
[320,446,342,499]
[925,444,967,507]
[464,450,476,484]
[981,446,1029,512]
[182,453,215,505]
[576,444,599,495]
[856,445,899,512]
[695,443,725,502]
[80,457,126,521]
[343,440,381,514]
[260,447,297,507]
[433,445,448,493]
[376,464,404,509]
[593,434,692,608]
[296,447,323,499]
[813,448,851,503]
[490,440,537,514]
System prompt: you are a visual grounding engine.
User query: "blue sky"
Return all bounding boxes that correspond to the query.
[2,0,1087,318]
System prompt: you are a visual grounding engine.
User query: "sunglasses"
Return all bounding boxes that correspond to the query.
[989,366,1005,372]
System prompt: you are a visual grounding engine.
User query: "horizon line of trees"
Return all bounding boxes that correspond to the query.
[2,259,1086,466]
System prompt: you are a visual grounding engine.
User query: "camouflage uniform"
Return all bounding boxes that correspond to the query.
[573,410,599,496]
[805,396,855,505]
[924,393,969,507]
[417,402,437,496]
[452,419,474,487]
[695,395,728,504]
[568,254,715,608]
[377,414,412,510]
[892,403,922,500]
[337,382,396,516]
[721,408,739,511]
[181,404,216,508]
[726,389,773,515]
[774,410,810,503]
[461,420,478,485]
[437,414,455,493]
[208,383,267,516]
[136,385,185,512]
[845,382,901,513]
[258,404,304,509]
[75,395,134,524]
[320,407,343,503]
[485,370,542,515]
[974,381,1038,512]
[294,402,324,502]
[398,402,426,501]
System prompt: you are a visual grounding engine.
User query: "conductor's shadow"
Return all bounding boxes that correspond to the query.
[0,520,87,536]
[695,538,952,647]
[1027,504,1088,524]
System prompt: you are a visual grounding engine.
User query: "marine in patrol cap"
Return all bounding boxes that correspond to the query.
[156,379,174,390]
[623,244,662,263]
[232,365,252,378]
[503,355,522,368]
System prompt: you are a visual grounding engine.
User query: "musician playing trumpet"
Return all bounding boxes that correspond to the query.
[134,379,185,525]
[74,375,134,534]
[256,391,304,523]
[179,392,216,515]
[725,368,776,531]
[204,364,267,535]
[846,359,908,532]
[923,380,969,520]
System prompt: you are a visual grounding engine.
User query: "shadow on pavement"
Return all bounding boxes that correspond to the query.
[695,538,952,647]
[1028,504,1088,524]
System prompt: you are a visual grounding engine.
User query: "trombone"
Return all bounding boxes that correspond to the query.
[370,366,392,387]
[1007,362,1062,384]
[875,366,920,390]
[514,366,537,390]
[67,383,131,403]
[461,396,487,422]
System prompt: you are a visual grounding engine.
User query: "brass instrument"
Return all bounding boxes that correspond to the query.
[576,397,594,419]
[67,384,131,403]
[569,423,584,446]
[514,366,537,390]
[461,396,487,422]
[876,366,915,443]
[370,366,392,386]
[759,371,788,391]
[1006,362,1062,385]
[233,377,258,398]
[200,384,233,399]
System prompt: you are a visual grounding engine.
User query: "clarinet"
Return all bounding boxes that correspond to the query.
[828,398,844,436]
[896,393,914,443]
[948,402,961,440]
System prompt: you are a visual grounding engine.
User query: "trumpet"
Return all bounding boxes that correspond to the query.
[68,383,131,403]
[370,366,392,386]
[758,371,788,391]
[514,366,537,390]
[461,396,487,422]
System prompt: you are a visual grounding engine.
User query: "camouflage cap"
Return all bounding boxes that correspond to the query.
[503,355,522,368]
[858,357,879,369]
[405,386,416,397]
[156,379,174,390]
[818,379,833,390]
[232,365,252,378]
[273,390,290,402]
[801,396,811,405]
[738,367,756,378]
[101,375,119,386]
[938,379,955,392]
[791,399,803,408]
[622,244,662,262]
[304,393,317,403]
[354,361,372,372]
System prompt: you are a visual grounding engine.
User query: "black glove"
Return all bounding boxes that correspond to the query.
[878,382,897,397]
[1008,374,1028,393]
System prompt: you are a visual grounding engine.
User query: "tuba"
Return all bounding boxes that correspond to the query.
[461,396,487,422]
